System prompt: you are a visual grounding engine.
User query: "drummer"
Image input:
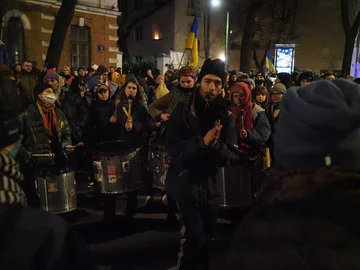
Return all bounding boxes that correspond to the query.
[19,83,74,205]
[109,78,150,218]
[148,66,197,124]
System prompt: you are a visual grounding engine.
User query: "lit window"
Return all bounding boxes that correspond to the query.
[152,24,163,40]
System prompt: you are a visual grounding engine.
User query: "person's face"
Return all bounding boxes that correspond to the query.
[79,69,86,77]
[271,91,283,104]
[324,75,335,81]
[98,89,109,101]
[125,82,138,98]
[147,69,153,77]
[199,74,223,101]
[256,93,267,103]
[59,76,65,88]
[22,62,33,73]
[38,87,55,103]
[101,72,109,83]
[110,67,115,73]
[179,76,195,88]
[230,75,238,82]
[232,90,245,106]
[256,74,264,81]
[63,67,70,76]
[46,78,59,92]
[300,79,310,86]
[15,65,22,72]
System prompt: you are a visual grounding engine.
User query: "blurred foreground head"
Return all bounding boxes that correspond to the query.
[275,79,360,170]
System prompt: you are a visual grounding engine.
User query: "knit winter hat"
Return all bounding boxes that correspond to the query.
[86,76,101,91]
[271,83,287,94]
[197,58,226,88]
[297,72,314,85]
[34,83,53,98]
[44,72,59,83]
[274,79,360,170]
[96,65,108,75]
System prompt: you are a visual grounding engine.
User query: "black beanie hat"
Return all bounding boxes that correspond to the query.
[96,65,108,75]
[34,83,53,99]
[297,72,313,85]
[197,58,226,88]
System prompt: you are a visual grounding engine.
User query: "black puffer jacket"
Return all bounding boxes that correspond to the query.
[57,89,88,144]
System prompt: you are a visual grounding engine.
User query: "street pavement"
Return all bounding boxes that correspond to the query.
[63,188,238,270]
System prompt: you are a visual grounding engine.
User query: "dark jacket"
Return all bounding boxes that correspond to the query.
[70,75,88,96]
[17,71,39,110]
[19,103,72,166]
[89,97,114,145]
[243,104,271,147]
[165,101,238,202]
[57,89,88,144]
[0,42,9,65]
[109,100,150,148]
[225,166,360,269]
[0,204,96,270]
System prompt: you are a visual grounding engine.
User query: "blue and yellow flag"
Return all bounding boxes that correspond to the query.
[265,49,276,74]
[186,16,199,68]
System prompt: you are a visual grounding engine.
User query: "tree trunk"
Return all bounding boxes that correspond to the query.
[341,0,360,74]
[342,35,357,74]
[45,0,77,68]
[240,6,256,73]
[0,1,5,38]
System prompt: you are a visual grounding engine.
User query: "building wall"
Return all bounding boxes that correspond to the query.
[126,1,176,61]
[2,0,120,69]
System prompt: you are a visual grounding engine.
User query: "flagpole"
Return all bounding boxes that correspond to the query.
[178,48,187,69]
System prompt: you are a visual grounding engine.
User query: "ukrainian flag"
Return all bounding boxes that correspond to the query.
[186,16,199,68]
[265,49,276,74]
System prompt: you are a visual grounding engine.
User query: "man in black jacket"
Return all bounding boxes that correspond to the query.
[166,59,238,270]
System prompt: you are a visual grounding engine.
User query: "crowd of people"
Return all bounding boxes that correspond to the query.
[1,58,360,269]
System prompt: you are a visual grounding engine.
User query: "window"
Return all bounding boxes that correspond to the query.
[188,0,195,9]
[6,17,25,65]
[134,26,143,41]
[70,26,90,69]
[152,24,163,40]
[135,0,143,10]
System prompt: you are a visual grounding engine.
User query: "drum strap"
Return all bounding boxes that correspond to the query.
[0,205,23,260]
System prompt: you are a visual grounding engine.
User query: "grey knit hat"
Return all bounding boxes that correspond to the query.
[271,83,287,94]
[274,79,360,170]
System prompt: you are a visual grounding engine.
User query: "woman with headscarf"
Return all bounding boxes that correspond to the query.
[229,82,271,156]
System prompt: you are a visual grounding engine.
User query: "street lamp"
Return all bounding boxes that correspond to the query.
[209,0,230,70]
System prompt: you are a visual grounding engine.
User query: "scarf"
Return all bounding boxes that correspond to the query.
[0,154,26,206]
[37,101,58,137]
[230,82,253,130]
[231,105,253,130]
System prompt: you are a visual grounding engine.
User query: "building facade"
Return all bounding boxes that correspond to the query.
[123,0,227,73]
[2,0,121,70]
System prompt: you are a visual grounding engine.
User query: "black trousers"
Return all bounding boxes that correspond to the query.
[176,193,219,270]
